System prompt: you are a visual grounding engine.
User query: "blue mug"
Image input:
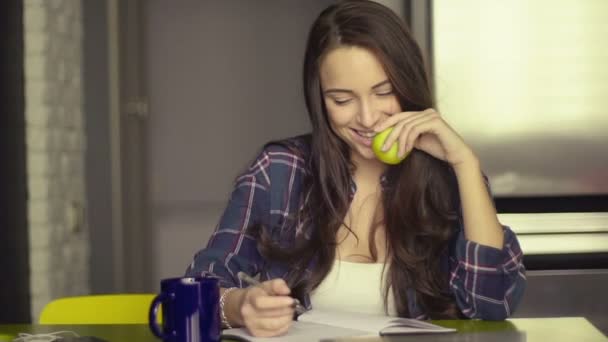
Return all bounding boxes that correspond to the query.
[149,276,221,342]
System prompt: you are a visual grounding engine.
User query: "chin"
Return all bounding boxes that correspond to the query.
[339,134,377,163]
[353,146,377,161]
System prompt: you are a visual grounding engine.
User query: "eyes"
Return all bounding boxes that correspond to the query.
[333,98,352,105]
[330,90,394,106]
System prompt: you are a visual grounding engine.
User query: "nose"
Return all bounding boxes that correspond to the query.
[357,99,381,128]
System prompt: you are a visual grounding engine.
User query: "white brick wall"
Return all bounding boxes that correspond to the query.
[23,0,90,322]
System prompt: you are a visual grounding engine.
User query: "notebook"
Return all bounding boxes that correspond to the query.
[221,310,456,341]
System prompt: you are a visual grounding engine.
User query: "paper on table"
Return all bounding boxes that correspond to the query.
[221,310,455,341]
[298,310,455,335]
[298,310,392,333]
[222,321,371,342]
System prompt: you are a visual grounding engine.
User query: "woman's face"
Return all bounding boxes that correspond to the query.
[319,45,402,164]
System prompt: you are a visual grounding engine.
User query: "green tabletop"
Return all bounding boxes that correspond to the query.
[0,317,605,342]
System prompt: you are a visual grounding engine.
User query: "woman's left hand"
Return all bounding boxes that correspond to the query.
[373,108,477,169]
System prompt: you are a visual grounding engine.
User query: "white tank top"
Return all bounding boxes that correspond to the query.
[310,259,397,316]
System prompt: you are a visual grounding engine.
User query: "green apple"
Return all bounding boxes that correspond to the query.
[371,126,407,165]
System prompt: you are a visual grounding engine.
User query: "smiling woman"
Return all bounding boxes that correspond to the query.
[185,0,527,337]
[320,46,401,162]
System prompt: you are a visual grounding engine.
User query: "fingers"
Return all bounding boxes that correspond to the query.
[254,306,296,318]
[261,278,291,296]
[373,108,436,133]
[377,108,441,157]
[241,279,297,337]
[250,291,295,311]
[241,296,295,319]
[381,119,406,151]
[245,279,295,312]
[397,116,438,158]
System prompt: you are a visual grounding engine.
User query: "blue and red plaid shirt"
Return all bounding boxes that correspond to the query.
[186,135,526,320]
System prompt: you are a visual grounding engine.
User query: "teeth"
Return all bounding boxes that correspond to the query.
[355,130,375,138]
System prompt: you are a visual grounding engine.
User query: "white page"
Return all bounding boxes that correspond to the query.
[222,321,371,342]
[381,325,455,335]
[298,310,455,334]
[298,310,401,333]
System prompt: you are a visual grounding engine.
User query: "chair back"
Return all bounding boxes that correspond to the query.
[39,294,158,324]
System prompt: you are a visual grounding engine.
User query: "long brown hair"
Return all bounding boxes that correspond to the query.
[259,0,461,319]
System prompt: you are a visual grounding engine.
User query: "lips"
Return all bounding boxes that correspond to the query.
[350,128,375,147]
[352,129,375,138]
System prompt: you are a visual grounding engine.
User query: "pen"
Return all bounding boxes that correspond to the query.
[237,271,306,316]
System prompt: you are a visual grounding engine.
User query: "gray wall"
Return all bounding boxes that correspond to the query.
[83,0,114,294]
[144,0,334,287]
[82,0,408,294]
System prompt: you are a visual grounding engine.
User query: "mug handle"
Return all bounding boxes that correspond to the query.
[149,292,171,339]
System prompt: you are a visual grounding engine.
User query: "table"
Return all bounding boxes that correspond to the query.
[1,317,606,341]
[329,317,607,341]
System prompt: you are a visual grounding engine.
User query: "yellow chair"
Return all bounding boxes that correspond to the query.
[39,294,160,324]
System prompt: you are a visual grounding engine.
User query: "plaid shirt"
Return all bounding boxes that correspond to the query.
[186,135,526,320]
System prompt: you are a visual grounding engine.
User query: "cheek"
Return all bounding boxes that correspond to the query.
[389,99,402,114]
[377,97,402,115]
[326,105,356,127]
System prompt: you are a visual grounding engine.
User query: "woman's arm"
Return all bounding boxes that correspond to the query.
[452,153,504,249]
[185,151,270,287]
[185,145,299,334]
[374,108,504,249]
[373,108,526,319]
[448,224,526,320]
[220,280,296,336]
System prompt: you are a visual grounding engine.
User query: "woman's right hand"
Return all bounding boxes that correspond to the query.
[234,279,296,337]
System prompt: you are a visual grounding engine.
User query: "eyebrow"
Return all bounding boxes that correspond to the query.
[323,80,391,95]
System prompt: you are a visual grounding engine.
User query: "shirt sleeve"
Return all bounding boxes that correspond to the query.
[185,149,271,288]
[448,223,527,320]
